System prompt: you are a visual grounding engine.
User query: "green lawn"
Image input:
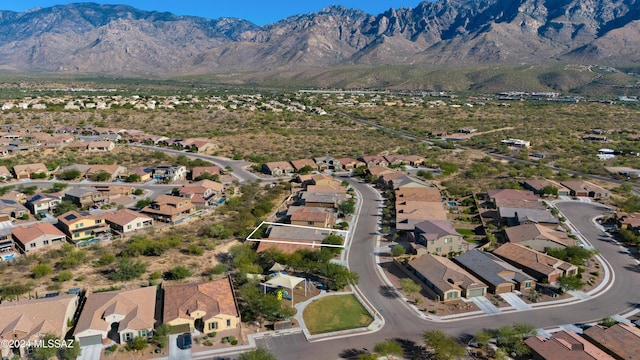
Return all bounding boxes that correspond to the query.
[456,228,476,236]
[302,294,373,334]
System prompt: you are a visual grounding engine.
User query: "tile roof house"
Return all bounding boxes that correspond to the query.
[153,165,187,183]
[163,278,240,335]
[454,249,536,294]
[86,140,115,151]
[0,294,79,358]
[523,179,571,197]
[525,331,615,360]
[487,189,539,205]
[300,191,348,208]
[56,210,110,243]
[179,180,225,209]
[336,157,365,170]
[0,165,11,180]
[403,254,488,301]
[359,155,388,168]
[288,207,335,228]
[141,195,195,224]
[492,243,578,283]
[74,287,157,346]
[505,223,576,251]
[261,161,294,176]
[0,198,29,219]
[85,164,127,181]
[191,166,221,180]
[62,186,109,208]
[12,222,67,253]
[313,156,341,171]
[561,180,610,199]
[413,220,468,256]
[26,193,62,216]
[396,201,448,231]
[582,323,640,360]
[12,163,48,180]
[310,174,342,187]
[290,158,317,172]
[103,209,154,234]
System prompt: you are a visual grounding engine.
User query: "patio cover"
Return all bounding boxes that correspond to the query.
[265,274,305,290]
[269,262,287,272]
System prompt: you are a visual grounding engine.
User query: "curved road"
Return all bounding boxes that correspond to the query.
[260,184,640,360]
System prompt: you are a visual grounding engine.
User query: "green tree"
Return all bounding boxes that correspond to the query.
[541,185,558,197]
[337,199,356,217]
[58,338,81,360]
[55,270,74,282]
[474,329,494,348]
[92,171,112,182]
[496,323,536,356]
[297,165,315,175]
[391,244,406,257]
[238,282,295,326]
[136,198,151,209]
[32,263,53,279]
[55,200,79,215]
[109,258,147,281]
[165,266,192,280]
[238,347,277,360]
[185,244,204,255]
[423,329,466,360]
[31,333,58,360]
[400,278,421,296]
[59,169,82,180]
[373,339,404,357]
[556,275,585,292]
[127,336,148,351]
[126,173,142,183]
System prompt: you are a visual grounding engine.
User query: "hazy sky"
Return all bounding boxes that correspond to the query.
[2,1,425,25]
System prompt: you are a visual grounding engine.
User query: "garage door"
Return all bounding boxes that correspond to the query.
[78,335,103,346]
[468,288,485,298]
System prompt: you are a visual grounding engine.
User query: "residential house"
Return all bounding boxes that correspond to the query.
[366,165,402,185]
[402,254,488,302]
[487,189,539,207]
[288,207,335,228]
[191,166,221,180]
[179,138,217,153]
[525,331,615,360]
[310,174,342,187]
[0,295,79,358]
[0,165,11,180]
[359,155,388,168]
[262,161,294,176]
[87,141,115,151]
[55,164,92,179]
[501,138,531,148]
[85,164,127,181]
[290,158,317,173]
[337,157,365,170]
[454,250,536,294]
[413,220,468,256]
[74,287,156,346]
[505,223,575,251]
[582,323,640,360]
[26,193,62,216]
[163,278,240,335]
[56,210,110,243]
[104,209,154,234]
[300,191,348,208]
[617,212,640,235]
[0,199,28,219]
[382,155,407,167]
[12,222,67,253]
[12,163,48,179]
[523,179,571,197]
[492,243,578,283]
[63,187,109,208]
[121,167,152,182]
[153,165,187,182]
[396,201,448,232]
[141,195,195,224]
[314,156,341,171]
[402,155,426,167]
[0,229,15,260]
[561,180,610,199]
[0,148,8,158]
[178,180,224,209]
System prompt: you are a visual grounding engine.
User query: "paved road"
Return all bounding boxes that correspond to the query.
[131,144,265,183]
[21,180,176,201]
[261,191,640,360]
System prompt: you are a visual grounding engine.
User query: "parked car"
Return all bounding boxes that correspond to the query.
[177,333,192,350]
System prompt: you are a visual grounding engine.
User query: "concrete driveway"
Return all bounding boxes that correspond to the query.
[168,334,192,360]
[77,344,103,360]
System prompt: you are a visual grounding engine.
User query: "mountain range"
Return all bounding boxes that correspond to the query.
[0,1,639,81]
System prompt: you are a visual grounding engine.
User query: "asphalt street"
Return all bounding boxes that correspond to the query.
[256,187,640,360]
